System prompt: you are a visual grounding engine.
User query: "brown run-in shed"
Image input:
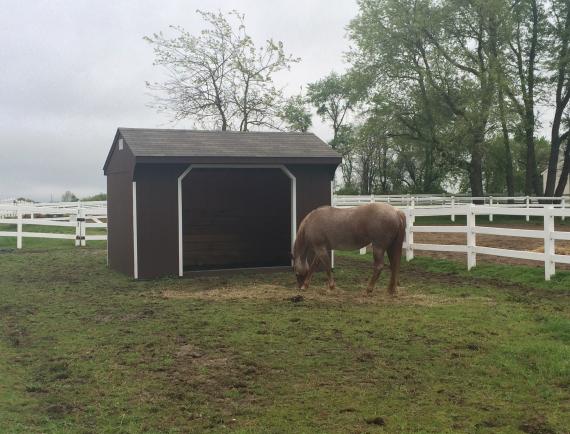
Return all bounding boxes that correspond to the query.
[103,128,341,279]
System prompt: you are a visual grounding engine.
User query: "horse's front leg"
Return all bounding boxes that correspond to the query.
[301,256,319,290]
[313,249,334,290]
[366,246,385,293]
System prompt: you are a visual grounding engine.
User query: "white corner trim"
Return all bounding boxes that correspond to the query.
[278,165,297,254]
[330,179,334,269]
[132,181,138,279]
[177,164,297,277]
[178,165,193,277]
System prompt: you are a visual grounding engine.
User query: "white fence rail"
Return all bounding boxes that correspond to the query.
[333,194,569,222]
[0,202,107,248]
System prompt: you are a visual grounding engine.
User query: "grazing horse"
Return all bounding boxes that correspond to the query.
[292,203,406,294]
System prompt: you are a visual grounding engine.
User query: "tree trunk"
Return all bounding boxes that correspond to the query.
[470,131,485,200]
[555,139,570,196]
[469,155,484,199]
[524,115,541,195]
[546,112,563,196]
[498,87,515,198]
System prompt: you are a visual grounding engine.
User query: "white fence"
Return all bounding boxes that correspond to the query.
[333,196,570,281]
[404,204,570,281]
[3,196,570,281]
[333,194,569,222]
[0,202,107,248]
[333,193,569,207]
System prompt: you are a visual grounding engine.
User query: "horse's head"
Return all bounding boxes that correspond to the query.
[292,253,309,289]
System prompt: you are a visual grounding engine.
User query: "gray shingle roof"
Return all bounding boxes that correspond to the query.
[118,128,340,159]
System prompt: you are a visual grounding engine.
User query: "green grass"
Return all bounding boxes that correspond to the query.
[1,245,569,433]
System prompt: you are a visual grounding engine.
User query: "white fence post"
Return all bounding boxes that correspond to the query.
[16,208,22,249]
[451,196,455,222]
[489,196,493,222]
[526,196,530,222]
[405,201,415,261]
[80,207,86,247]
[562,198,566,222]
[75,209,81,247]
[467,204,476,270]
[544,206,555,281]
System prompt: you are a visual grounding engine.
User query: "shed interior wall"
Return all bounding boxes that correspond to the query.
[182,168,291,270]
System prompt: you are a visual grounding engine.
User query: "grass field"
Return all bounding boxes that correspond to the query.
[1,244,570,433]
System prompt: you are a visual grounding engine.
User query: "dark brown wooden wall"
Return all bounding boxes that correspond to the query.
[287,165,334,227]
[106,139,135,277]
[134,164,187,279]
[182,168,290,270]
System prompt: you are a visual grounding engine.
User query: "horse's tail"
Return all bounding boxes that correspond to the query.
[387,211,406,293]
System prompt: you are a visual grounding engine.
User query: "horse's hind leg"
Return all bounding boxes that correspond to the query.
[386,240,402,295]
[323,251,335,290]
[366,246,385,293]
[386,219,405,295]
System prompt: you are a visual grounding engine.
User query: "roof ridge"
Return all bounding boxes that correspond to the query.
[118,127,314,136]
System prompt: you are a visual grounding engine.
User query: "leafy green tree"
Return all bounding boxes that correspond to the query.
[279,95,312,132]
[61,191,78,202]
[82,193,107,201]
[545,0,570,196]
[347,0,465,194]
[307,72,354,145]
[499,0,546,195]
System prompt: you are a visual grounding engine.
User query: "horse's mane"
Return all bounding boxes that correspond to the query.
[293,222,306,257]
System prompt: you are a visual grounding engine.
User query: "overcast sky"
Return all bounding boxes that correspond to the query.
[0,0,357,201]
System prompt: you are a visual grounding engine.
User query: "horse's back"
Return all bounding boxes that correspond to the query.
[302,203,402,250]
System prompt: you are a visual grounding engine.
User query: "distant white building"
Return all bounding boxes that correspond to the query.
[541,155,570,195]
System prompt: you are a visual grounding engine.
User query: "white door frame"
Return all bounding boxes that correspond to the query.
[132,181,138,279]
[177,164,297,277]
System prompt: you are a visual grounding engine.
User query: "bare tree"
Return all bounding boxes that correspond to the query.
[145,10,298,131]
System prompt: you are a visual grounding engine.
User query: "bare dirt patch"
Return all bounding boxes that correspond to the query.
[413,223,570,268]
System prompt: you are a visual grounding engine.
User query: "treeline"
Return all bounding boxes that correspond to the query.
[146,2,570,196]
[305,0,570,196]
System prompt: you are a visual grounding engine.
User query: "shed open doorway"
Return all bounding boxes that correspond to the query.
[180,166,294,272]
